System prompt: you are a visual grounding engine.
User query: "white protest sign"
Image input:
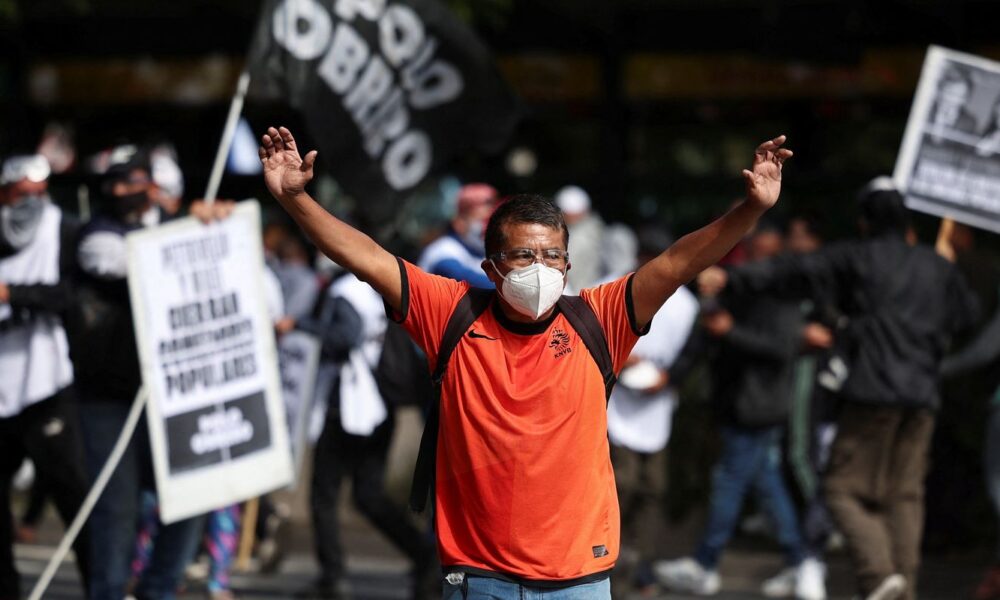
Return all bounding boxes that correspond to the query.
[277,330,322,488]
[895,46,1000,232]
[127,201,293,523]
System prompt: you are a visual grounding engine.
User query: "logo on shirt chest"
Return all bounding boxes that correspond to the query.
[549,328,572,358]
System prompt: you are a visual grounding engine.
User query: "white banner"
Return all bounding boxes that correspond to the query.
[895,46,1000,233]
[277,330,321,489]
[127,201,293,523]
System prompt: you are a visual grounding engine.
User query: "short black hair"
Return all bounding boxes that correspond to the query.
[484,194,569,256]
[859,189,910,236]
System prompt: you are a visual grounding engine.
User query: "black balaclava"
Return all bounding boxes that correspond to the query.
[101,145,153,223]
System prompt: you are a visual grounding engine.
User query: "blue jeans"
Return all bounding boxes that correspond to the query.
[694,426,806,569]
[80,400,206,600]
[442,574,610,599]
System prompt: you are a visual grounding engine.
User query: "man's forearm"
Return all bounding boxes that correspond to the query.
[276,191,402,310]
[666,201,764,282]
[632,200,766,326]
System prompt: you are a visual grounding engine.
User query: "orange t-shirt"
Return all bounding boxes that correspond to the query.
[391,259,646,584]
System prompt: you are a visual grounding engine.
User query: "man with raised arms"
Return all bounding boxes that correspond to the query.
[259,126,790,599]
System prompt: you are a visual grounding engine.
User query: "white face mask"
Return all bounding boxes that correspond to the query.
[460,219,485,254]
[492,260,566,320]
[0,194,46,251]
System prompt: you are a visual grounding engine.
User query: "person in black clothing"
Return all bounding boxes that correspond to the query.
[0,153,91,600]
[698,177,979,600]
[655,225,818,598]
[68,145,234,600]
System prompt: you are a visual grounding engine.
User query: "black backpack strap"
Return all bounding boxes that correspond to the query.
[557,296,617,400]
[409,287,494,512]
[431,288,495,384]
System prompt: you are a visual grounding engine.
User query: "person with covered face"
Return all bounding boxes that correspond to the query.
[259,126,790,598]
[69,145,233,600]
[0,153,91,599]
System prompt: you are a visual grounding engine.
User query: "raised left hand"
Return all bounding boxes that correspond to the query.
[743,135,793,211]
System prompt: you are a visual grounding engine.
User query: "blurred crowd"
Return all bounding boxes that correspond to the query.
[2,140,1000,600]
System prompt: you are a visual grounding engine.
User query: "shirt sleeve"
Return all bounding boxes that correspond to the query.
[727,242,855,303]
[386,258,468,369]
[579,273,648,374]
[297,296,364,362]
[944,264,981,334]
[941,303,1000,377]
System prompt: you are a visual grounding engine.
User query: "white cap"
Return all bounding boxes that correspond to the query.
[152,152,184,199]
[555,185,591,215]
[1,154,51,185]
[857,175,898,201]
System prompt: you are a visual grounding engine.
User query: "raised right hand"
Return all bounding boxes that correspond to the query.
[935,217,957,263]
[259,126,318,202]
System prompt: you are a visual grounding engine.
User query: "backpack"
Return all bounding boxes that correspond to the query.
[409,288,617,512]
[376,320,433,409]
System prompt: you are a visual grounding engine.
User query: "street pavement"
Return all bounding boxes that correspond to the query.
[11,410,991,599]
[13,517,989,599]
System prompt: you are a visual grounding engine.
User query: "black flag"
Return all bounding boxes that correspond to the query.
[247,0,520,215]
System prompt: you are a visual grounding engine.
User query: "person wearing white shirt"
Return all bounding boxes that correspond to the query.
[0,154,92,599]
[607,226,698,597]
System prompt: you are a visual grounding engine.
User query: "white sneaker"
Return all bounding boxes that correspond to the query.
[761,567,797,597]
[795,558,827,600]
[653,557,721,596]
[865,574,906,600]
